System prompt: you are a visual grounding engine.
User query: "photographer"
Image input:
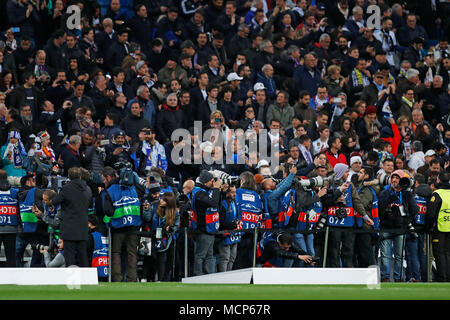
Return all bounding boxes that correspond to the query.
[218,184,240,272]
[379,169,418,282]
[16,174,50,267]
[425,172,450,282]
[322,163,374,268]
[0,170,20,267]
[87,215,109,282]
[352,166,380,268]
[101,165,142,282]
[142,192,180,281]
[189,170,221,276]
[42,189,61,252]
[234,171,263,270]
[256,231,313,268]
[284,175,327,267]
[261,164,297,229]
[39,238,65,267]
[406,173,432,282]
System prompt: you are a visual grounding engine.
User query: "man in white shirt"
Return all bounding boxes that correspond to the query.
[408,141,426,172]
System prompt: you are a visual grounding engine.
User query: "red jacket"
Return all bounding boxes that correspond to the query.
[381,123,401,158]
[326,150,348,168]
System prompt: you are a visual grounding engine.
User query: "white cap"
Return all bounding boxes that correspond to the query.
[256,159,270,169]
[253,82,266,91]
[200,141,213,153]
[226,72,243,82]
[350,156,362,166]
[425,149,436,157]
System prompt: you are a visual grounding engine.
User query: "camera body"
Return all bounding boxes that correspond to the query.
[34,244,49,251]
[335,206,347,220]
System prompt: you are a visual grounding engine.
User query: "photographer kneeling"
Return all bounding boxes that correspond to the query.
[379,170,418,282]
[256,231,313,268]
[39,238,65,267]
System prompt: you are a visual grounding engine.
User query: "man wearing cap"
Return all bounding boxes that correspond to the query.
[250,83,270,123]
[379,169,418,282]
[190,170,221,276]
[347,155,362,182]
[226,72,244,104]
[417,149,437,175]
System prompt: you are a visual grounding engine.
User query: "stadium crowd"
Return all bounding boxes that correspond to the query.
[0,0,449,283]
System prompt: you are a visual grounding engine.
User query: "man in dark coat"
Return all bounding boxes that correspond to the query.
[105,28,130,72]
[156,93,185,144]
[127,4,153,53]
[51,167,92,267]
[60,134,83,176]
[119,100,151,144]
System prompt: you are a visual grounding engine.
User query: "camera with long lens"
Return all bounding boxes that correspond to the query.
[378,172,391,186]
[295,176,330,189]
[211,170,240,186]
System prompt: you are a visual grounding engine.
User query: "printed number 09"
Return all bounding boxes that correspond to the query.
[123,216,133,225]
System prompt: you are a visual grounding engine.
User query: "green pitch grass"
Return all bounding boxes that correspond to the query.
[1,282,450,300]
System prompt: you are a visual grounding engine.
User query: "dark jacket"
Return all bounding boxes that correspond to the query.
[155,104,185,144]
[52,178,92,241]
[193,183,220,234]
[256,231,307,266]
[60,145,82,176]
[293,65,322,98]
[119,113,151,144]
[379,185,418,230]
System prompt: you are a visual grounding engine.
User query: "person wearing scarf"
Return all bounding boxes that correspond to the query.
[0,130,27,177]
[29,131,56,166]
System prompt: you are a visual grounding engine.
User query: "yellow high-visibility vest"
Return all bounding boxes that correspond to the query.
[433,189,450,232]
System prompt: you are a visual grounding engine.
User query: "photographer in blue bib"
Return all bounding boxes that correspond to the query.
[189,170,221,276]
[321,163,374,268]
[142,191,180,281]
[379,169,418,282]
[101,165,142,282]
